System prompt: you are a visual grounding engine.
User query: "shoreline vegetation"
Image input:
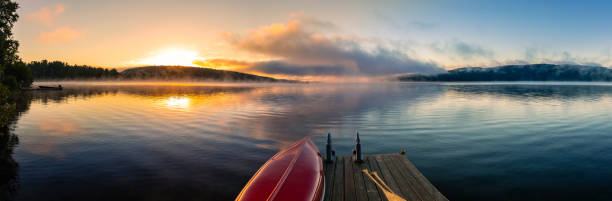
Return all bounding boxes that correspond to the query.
[0,1,28,199]
[28,61,299,83]
[399,64,612,82]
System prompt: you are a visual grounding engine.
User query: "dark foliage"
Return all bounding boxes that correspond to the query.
[0,1,31,199]
[0,0,31,91]
[29,60,120,80]
[399,64,612,82]
[0,0,20,125]
[0,0,19,73]
[3,62,31,88]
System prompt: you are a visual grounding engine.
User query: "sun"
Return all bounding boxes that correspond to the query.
[134,48,204,67]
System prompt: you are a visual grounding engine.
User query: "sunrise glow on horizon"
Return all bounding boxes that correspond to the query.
[128,48,205,67]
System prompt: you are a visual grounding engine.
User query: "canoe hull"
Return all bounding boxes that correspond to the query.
[236,137,324,201]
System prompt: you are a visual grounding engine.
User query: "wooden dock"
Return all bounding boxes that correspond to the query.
[323,154,448,201]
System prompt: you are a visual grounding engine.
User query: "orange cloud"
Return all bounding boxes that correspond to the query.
[27,4,66,26]
[38,26,83,44]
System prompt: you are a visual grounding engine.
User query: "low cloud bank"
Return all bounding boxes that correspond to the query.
[199,18,445,77]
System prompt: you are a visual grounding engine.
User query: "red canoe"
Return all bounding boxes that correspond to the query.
[235,137,325,201]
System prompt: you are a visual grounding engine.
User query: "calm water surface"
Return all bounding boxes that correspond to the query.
[5,82,612,200]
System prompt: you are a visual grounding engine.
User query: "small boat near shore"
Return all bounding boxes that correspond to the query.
[38,85,63,90]
[235,136,324,201]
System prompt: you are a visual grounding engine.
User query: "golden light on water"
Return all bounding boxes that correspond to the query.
[166,96,191,108]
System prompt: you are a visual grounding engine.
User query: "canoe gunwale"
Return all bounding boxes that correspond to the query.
[235,137,324,201]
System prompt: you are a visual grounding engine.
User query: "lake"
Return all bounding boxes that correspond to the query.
[3,82,612,201]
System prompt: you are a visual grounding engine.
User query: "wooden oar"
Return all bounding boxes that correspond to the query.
[362,169,407,201]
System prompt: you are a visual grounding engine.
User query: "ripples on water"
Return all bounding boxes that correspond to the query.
[5,82,612,200]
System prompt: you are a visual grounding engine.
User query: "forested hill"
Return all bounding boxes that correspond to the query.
[28,61,293,82]
[399,64,612,81]
[120,66,288,82]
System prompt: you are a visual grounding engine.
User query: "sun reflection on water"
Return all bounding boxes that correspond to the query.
[166,96,191,109]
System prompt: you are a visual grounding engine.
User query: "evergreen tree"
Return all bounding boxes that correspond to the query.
[0,0,31,89]
[1,0,28,128]
[0,3,21,197]
[28,60,120,80]
[0,0,19,72]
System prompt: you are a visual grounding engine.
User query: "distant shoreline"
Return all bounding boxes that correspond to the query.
[399,64,612,82]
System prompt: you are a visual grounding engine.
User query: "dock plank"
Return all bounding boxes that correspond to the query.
[387,155,432,201]
[324,158,335,201]
[332,157,345,201]
[344,156,357,201]
[366,155,388,201]
[375,155,419,201]
[359,156,382,201]
[372,155,402,196]
[380,156,415,200]
[352,158,369,201]
[323,154,446,201]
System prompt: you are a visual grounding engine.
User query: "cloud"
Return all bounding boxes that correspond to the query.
[198,57,439,77]
[583,62,602,67]
[507,48,607,67]
[222,18,444,76]
[27,4,66,26]
[431,39,494,60]
[195,59,346,76]
[38,26,82,44]
[28,4,80,45]
[373,11,436,31]
[453,41,494,59]
[249,61,349,76]
[410,21,436,30]
[289,11,337,30]
[524,47,539,61]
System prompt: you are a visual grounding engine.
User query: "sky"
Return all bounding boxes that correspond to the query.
[13,0,612,79]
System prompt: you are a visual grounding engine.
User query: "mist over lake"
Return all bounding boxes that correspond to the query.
[2,82,610,201]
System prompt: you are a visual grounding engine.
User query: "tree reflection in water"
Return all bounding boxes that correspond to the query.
[0,90,32,201]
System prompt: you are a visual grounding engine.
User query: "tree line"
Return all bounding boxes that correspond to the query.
[399,64,612,82]
[28,60,119,80]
